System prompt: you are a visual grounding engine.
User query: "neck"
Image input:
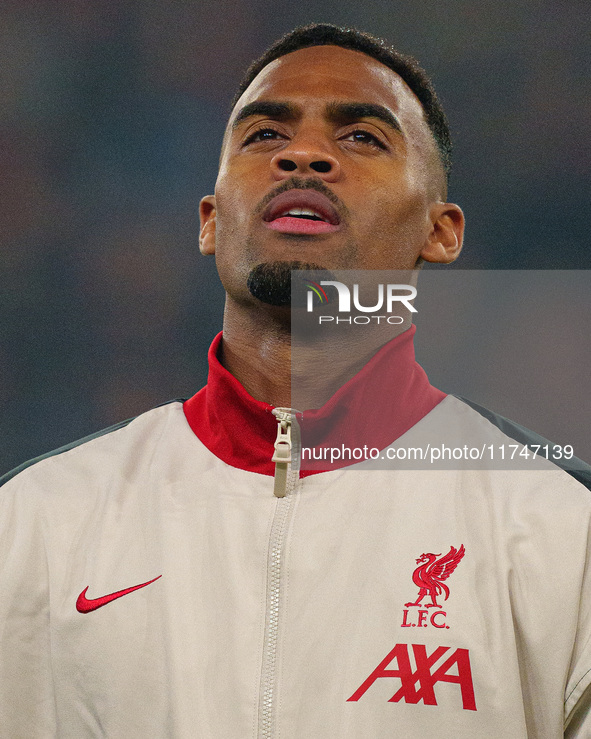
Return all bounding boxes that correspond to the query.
[221,300,292,407]
[221,297,412,409]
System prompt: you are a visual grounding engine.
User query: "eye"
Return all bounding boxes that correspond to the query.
[342,129,387,150]
[243,127,284,146]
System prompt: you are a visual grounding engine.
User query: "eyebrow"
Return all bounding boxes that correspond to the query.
[231,100,402,135]
[326,102,402,134]
[232,101,297,130]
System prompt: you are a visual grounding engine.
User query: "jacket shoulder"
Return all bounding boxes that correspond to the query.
[455,395,591,491]
[0,398,186,489]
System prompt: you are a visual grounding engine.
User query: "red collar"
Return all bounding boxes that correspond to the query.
[183,326,445,476]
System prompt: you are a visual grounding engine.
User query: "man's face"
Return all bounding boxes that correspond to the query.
[200,45,463,305]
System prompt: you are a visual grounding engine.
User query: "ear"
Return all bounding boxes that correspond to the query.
[420,202,465,264]
[199,196,217,255]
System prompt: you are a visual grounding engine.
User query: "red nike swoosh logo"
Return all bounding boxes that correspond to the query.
[76,575,162,613]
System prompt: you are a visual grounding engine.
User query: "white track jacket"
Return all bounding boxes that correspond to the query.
[1,328,591,738]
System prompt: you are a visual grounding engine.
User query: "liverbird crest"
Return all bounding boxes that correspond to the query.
[405,545,465,608]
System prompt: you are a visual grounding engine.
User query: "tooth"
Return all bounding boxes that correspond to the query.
[288,208,323,217]
[277,207,327,220]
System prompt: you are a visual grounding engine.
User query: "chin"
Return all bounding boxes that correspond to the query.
[246,261,335,307]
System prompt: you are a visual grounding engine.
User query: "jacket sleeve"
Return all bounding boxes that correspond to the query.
[565,515,591,738]
[0,473,57,737]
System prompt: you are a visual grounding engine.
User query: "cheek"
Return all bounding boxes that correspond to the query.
[362,187,428,237]
[353,188,430,268]
[215,167,260,234]
[213,175,235,221]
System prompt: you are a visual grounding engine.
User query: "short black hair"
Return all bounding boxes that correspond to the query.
[231,23,452,179]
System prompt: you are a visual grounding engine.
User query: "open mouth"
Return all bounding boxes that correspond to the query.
[279,208,327,221]
[262,190,341,235]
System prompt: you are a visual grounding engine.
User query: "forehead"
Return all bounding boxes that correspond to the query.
[230,45,427,131]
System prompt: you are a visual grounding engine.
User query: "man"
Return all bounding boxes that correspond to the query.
[1,23,590,738]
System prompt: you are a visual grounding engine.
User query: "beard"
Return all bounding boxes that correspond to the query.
[246,261,335,306]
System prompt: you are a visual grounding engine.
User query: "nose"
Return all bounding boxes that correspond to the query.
[270,140,341,182]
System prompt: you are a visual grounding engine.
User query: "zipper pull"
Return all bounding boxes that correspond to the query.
[271,408,294,498]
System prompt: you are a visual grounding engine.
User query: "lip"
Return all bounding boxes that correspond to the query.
[262,189,341,235]
[265,217,339,235]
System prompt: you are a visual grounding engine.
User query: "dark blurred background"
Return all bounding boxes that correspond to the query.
[1,0,589,473]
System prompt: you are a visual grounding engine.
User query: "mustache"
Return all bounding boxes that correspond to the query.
[254,177,348,220]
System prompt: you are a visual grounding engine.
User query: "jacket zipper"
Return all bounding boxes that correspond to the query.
[271,408,297,498]
[258,409,300,738]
